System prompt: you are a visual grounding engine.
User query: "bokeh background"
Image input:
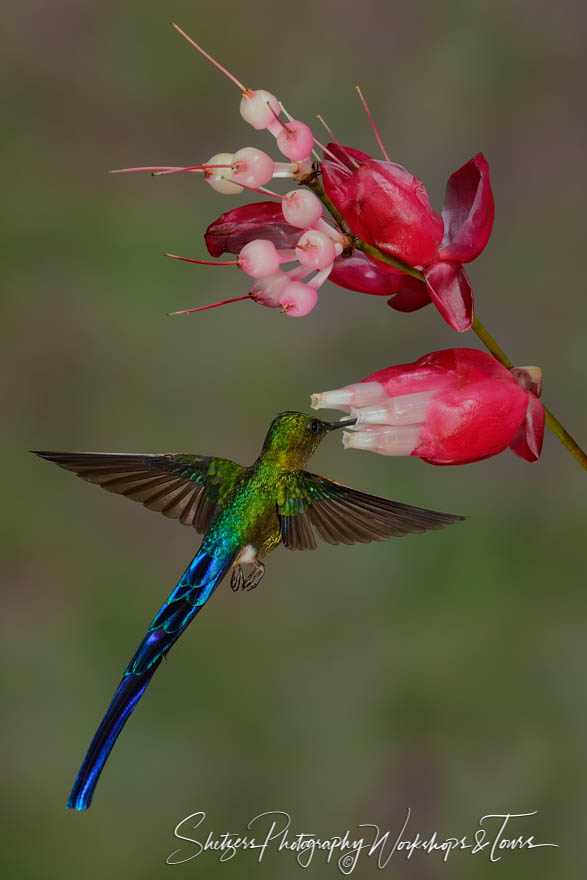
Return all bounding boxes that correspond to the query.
[3,1,586,877]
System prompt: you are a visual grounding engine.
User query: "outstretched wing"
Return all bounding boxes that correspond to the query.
[33,451,244,533]
[278,471,465,550]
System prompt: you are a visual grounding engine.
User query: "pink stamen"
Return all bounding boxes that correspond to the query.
[165,253,238,266]
[171,23,247,92]
[355,85,391,162]
[109,166,186,174]
[267,101,286,130]
[235,181,285,200]
[168,295,250,316]
[153,167,282,198]
[311,135,347,166]
[153,164,230,176]
[316,115,359,169]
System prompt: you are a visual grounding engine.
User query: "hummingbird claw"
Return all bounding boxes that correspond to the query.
[243,561,265,591]
[230,561,265,591]
[230,565,245,591]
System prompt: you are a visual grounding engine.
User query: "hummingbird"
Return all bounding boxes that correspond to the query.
[34,411,464,811]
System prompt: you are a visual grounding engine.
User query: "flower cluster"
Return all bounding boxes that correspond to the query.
[115,24,351,318]
[117,24,492,327]
[108,23,587,470]
[200,192,344,317]
[201,144,493,329]
[312,349,545,465]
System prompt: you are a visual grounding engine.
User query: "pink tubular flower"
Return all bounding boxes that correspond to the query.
[322,146,495,331]
[311,349,544,465]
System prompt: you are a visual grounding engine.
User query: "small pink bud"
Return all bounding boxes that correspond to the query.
[295,229,336,270]
[276,120,314,162]
[204,152,243,195]
[278,281,318,317]
[231,148,275,187]
[282,189,322,228]
[249,271,289,308]
[240,89,281,130]
[238,240,281,278]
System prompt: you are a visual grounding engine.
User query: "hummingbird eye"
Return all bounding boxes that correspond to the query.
[309,419,321,434]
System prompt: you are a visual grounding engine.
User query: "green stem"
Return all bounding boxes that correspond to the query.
[304,172,587,472]
[470,318,587,470]
[470,315,513,368]
[541,407,587,470]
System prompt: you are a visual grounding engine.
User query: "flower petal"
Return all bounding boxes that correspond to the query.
[320,160,354,218]
[329,252,407,296]
[438,153,494,263]
[509,392,545,462]
[387,278,431,312]
[424,262,473,331]
[205,202,300,257]
[364,348,512,393]
[511,366,543,398]
[416,377,528,465]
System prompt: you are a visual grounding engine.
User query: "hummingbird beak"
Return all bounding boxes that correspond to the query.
[325,418,357,432]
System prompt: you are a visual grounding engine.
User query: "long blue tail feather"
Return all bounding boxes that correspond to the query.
[67,548,234,811]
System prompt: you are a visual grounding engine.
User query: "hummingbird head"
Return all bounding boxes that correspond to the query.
[261,411,357,468]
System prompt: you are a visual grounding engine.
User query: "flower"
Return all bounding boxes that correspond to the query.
[311,349,544,465]
[321,146,495,331]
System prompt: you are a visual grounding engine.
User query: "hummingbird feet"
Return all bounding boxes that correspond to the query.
[243,561,265,591]
[230,565,245,591]
[230,561,265,591]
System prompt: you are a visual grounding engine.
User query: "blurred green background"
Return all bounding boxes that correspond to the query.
[3,0,586,877]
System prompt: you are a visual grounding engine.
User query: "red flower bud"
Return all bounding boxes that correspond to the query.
[323,156,443,267]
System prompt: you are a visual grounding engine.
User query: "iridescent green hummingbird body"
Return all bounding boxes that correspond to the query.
[34,412,463,811]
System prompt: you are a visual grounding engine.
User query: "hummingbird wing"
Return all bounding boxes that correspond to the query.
[33,451,243,533]
[278,471,465,550]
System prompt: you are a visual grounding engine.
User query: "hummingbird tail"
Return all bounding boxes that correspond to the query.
[66,548,235,811]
